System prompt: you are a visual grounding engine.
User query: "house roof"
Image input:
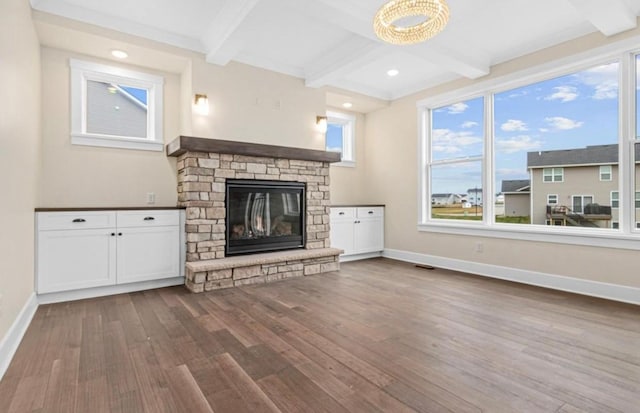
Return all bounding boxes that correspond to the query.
[432,193,459,198]
[501,179,530,193]
[527,144,640,168]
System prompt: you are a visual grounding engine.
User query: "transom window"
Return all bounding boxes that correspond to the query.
[543,168,564,183]
[70,59,164,151]
[326,111,355,167]
[600,165,612,181]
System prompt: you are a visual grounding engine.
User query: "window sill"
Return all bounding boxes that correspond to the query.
[332,160,355,168]
[418,221,640,251]
[71,133,163,152]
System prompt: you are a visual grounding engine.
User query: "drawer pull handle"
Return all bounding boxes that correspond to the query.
[72,218,86,223]
[368,211,374,214]
[111,233,116,236]
[143,216,155,221]
[339,212,345,215]
[118,232,123,236]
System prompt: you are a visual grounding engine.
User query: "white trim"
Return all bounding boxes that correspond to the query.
[339,251,382,263]
[70,59,164,152]
[0,293,38,381]
[37,277,185,305]
[600,165,613,181]
[383,249,640,306]
[417,222,640,250]
[547,194,558,205]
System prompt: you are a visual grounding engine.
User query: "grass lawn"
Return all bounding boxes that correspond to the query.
[432,205,530,224]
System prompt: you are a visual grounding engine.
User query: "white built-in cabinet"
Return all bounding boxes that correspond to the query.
[36,210,183,294]
[330,206,384,260]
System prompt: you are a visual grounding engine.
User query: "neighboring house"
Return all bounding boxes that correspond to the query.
[527,144,640,228]
[467,188,483,205]
[501,179,530,217]
[432,193,462,206]
[86,81,148,138]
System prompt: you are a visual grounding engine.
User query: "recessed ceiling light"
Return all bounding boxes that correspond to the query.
[342,102,353,108]
[387,69,399,77]
[111,49,128,59]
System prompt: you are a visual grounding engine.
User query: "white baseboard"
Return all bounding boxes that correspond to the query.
[38,277,185,305]
[0,293,38,381]
[383,248,640,306]
[339,251,383,263]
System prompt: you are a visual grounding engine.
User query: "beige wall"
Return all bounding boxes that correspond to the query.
[39,47,181,207]
[364,32,640,289]
[504,193,530,218]
[0,0,41,340]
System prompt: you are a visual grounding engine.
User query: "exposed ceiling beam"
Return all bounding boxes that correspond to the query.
[305,36,389,88]
[201,0,262,65]
[567,0,637,36]
[284,0,489,80]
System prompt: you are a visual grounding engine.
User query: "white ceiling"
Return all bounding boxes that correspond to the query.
[30,0,640,101]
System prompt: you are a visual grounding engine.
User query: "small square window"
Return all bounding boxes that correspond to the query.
[547,194,558,205]
[326,111,355,167]
[612,222,619,229]
[70,59,164,151]
[599,165,612,181]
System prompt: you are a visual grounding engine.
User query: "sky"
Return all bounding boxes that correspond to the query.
[431,60,623,195]
[326,123,343,153]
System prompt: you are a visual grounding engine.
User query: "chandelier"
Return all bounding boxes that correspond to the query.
[373,0,450,45]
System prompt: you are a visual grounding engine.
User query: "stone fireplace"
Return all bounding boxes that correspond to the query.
[167,136,343,292]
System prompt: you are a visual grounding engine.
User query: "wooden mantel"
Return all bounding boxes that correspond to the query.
[166,136,342,163]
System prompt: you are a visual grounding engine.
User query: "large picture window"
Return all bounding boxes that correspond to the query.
[70,59,164,151]
[418,48,640,247]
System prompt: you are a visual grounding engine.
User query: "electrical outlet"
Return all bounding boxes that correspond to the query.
[147,192,156,205]
[475,242,484,253]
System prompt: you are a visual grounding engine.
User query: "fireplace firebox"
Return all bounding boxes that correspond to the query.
[225,180,306,256]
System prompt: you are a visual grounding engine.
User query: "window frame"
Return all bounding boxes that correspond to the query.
[417,36,640,251]
[543,168,564,183]
[611,191,620,208]
[70,59,164,152]
[571,195,594,214]
[326,111,356,167]
[547,194,558,205]
[600,165,613,181]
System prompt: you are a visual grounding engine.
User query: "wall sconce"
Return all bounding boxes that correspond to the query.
[316,116,327,133]
[194,94,209,116]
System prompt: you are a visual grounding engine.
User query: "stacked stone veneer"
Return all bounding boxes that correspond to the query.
[176,151,340,292]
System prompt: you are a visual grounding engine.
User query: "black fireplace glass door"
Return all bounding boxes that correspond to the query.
[226,180,305,255]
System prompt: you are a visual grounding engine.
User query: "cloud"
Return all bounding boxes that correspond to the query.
[446,102,469,114]
[573,62,619,100]
[500,119,528,132]
[432,128,482,153]
[539,128,549,133]
[545,116,584,130]
[496,135,542,154]
[544,86,578,102]
[496,168,529,177]
[461,121,478,128]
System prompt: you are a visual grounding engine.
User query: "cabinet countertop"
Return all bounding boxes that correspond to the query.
[35,206,185,212]
[331,204,385,208]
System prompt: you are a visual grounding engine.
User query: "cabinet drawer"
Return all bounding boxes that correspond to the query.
[357,207,383,218]
[117,210,179,228]
[37,211,115,231]
[331,207,356,219]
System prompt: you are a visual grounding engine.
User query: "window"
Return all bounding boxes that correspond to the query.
[572,195,593,214]
[418,54,640,244]
[611,191,619,208]
[636,192,640,208]
[612,222,619,229]
[543,168,564,183]
[600,165,612,181]
[326,111,355,166]
[70,59,164,151]
[427,97,484,221]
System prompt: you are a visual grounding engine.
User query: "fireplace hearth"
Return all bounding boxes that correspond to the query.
[226,180,305,255]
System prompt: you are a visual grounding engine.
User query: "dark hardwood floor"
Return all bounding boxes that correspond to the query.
[1,258,639,412]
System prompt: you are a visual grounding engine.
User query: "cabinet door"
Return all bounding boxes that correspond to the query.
[37,229,116,293]
[116,226,180,284]
[330,219,356,255]
[354,217,384,253]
